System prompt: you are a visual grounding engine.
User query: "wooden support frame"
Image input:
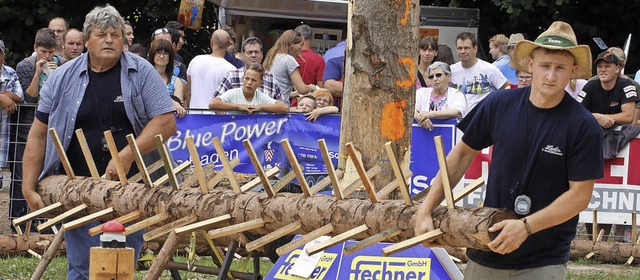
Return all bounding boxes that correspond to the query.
[12,202,62,229]
[212,137,242,194]
[104,130,128,185]
[208,218,265,240]
[592,209,598,243]
[124,212,170,236]
[89,211,141,236]
[37,204,88,232]
[381,229,443,256]
[344,227,402,255]
[31,227,66,280]
[376,168,412,200]
[63,207,114,231]
[276,224,334,256]
[434,136,454,209]
[198,230,234,279]
[342,165,381,198]
[143,231,178,280]
[49,128,75,180]
[318,139,344,199]
[306,224,369,256]
[174,214,232,235]
[153,161,190,186]
[75,129,100,181]
[280,139,311,196]
[126,134,153,187]
[245,220,303,252]
[143,214,199,241]
[345,142,378,203]
[130,160,163,183]
[186,136,209,194]
[242,139,276,197]
[309,170,345,195]
[271,170,296,193]
[240,166,279,193]
[439,177,486,206]
[154,135,179,190]
[384,142,413,205]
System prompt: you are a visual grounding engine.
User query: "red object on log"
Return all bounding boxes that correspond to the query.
[102,221,125,233]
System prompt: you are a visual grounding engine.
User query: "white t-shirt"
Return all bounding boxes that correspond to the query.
[218,88,277,114]
[187,55,236,110]
[450,59,507,111]
[415,87,467,117]
[268,54,299,98]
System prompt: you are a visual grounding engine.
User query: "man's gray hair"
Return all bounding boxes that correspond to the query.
[83,4,126,42]
[295,24,313,41]
[427,61,452,76]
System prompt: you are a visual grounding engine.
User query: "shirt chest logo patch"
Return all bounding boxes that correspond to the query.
[114,95,124,103]
[542,145,563,156]
[609,101,619,107]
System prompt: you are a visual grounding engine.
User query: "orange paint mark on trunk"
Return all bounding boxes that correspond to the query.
[397,0,411,26]
[381,100,407,141]
[395,57,416,89]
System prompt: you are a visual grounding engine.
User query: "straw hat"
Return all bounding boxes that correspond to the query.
[512,21,591,79]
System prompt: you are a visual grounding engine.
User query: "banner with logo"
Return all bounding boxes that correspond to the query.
[178,0,205,30]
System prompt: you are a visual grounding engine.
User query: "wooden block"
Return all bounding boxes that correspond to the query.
[75,129,100,181]
[174,214,232,235]
[126,134,152,187]
[28,249,42,259]
[89,211,141,236]
[37,204,88,232]
[12,202,62,227]
[49,128,74,180]
[212,137,242,194]
[381,229,443,256]
[152,161,190,187]
[246,220,302,252]
[154,135,179,190]
[440,177,486,206]
[130,160,163,183]
[596,228,605,243]
[242,139,275,197]
[280,139,311,196]
[89,247,135,279]
[208,218,265,240]
[276,224,334,256]
[104,130,128,186]
[63,207,114,231]
[434,136,454,209]
[143,213,198,241]
[345,143,378,203]
[186,136,209,194]
[306,224,369,256]
[344,227,402,255]
[585,251,595,259]
[342,165,381,198]
[384,142,412,206]
[318,139,343,199]
[272,170,296,193]
[626,256,634,266]
[240,166,279,193]
[124,212,170,236]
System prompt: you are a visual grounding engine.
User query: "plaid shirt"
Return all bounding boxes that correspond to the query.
[213,67,288,105]
[0,64,24,167]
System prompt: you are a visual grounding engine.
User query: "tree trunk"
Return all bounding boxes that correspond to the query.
[36,175,515,251]
[570,239,639,264]
[338,0,419,191]
[0,234,64,257]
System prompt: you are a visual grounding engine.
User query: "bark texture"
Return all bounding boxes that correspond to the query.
[0,234,65,257]
[570,239,640,264]
[338,0,419,190]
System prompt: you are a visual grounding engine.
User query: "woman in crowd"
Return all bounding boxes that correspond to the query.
[303,88,340,121]
[147,40,186,118]
[417,36,438,89]
[414,62,466,130]
[209,64,289,114]
[263,30,317,104]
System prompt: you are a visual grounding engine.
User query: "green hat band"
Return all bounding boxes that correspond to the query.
[534,35,576,47]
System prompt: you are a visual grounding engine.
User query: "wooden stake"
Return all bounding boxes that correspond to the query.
[152,161,189,187]
[272,170,297,193]
[75,129,100,181]
[143,230,178,280]
[186,136,209,194]
[212,137,242,194]
[208,218,265,240]
[63,207,114,231]
[342,165,381,198]
[124,212,170,236]
[37,204,88,232]
[309,170,344,195]
[280,139,311,196]
[626,256,635,265]
[242,139,275,197]
[440,177,485,206]
[49,128,75,180]
[245,220,303,252]
[376,169,412,200]
[345,142,378,203]
[633,212,637,246]
[198,230,233,279]
[344,227,402,255]
[126,134,152,187]
[318,139,343,199]
[597,229,605,242]
[276,224,334,256]
[103,130,128,186]
[154,135,179,190]
[585,251,595,259]
[12,202,62,228]
[130,160,163,183]
[89,211,141,236]
[384,142,412,206]
[174,214,232,235]
[592,209,598,243]
[381,229,444,256]
[240,166,279,193]
[143,213,198,241]
[434,136,454,209]
[30,227,66,280]
[306,224,369,256]
[27,249,42,259]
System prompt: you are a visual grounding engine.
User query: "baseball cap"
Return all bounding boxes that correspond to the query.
[594,51,619,66]
[0,39,5,54]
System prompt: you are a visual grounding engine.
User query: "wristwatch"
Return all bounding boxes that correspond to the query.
[521,217,533,235]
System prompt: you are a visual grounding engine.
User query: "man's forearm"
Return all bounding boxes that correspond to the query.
[324,80,343,98]
[260,102,289,114]
[25,74,40,97]
[209,99,241,111]
[22,121,48,194]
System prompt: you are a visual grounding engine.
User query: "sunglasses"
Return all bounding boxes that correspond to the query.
[153,28,169,35]
[428,73,445,80]
[517,76,532,81]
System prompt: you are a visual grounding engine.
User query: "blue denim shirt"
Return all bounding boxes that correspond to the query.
[37,51,175,179]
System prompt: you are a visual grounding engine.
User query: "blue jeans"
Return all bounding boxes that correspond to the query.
[64,221,144,280]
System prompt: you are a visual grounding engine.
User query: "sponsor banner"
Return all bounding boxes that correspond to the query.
[265,235,343,280]
[409,120,458,196]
